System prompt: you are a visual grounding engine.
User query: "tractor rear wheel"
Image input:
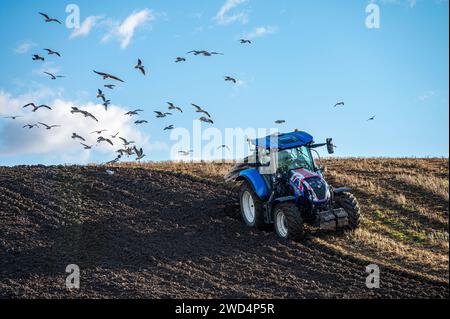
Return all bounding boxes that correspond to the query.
[239,181,268,230]
[335,192,361,229]
[274,203,305,241]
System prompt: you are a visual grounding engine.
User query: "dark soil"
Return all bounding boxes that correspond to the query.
[0,166,448,298]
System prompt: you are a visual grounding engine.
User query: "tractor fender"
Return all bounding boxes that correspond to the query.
[334,187,352,194]
[236,168,270,199]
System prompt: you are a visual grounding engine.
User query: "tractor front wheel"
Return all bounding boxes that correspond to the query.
[274,203,305,241]
[335,192,361,230]
[239,181,268,230]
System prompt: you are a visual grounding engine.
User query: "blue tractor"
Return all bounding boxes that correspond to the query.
[226,131,361,241]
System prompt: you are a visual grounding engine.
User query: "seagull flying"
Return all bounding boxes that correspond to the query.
[81,143,93,150]
[167,102,183,113]
[72,133,86,141]
[38,12,62,24]
[119,137,135,146]
[104,84,115,90]
[38,122,60,130]
[125,109,144,116]
[367,116,376,121]
[175,57,186,63]
[240,39,251,44]
[154,111,172,118]
[275,120,286,124]
[192,104,211,118]
[3,115,23,120]
[44,72,64,80]
[134,146,146,160]
[23,103,52,112]
[93,70,125,83]
[217,145,230,151]
[91,129,108,135]
[134,59,146,75]
[102,100,111,111]
[334,102,345,107]
[178,150,193,156]
[97,89,106,102]
[199,117,214,124]
[97,136,114,146]
[134,120,148,125]
[32,54,45,61]
[43,48,61,57]
[224,76,237,84]
[164,125,174,131]
[22,124,39,129]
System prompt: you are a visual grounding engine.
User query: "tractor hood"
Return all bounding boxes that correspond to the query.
[289,168,331,203]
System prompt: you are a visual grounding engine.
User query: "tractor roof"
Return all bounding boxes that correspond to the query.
[251,131,314,150]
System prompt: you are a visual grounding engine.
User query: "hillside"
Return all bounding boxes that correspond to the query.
[0,158,448,298]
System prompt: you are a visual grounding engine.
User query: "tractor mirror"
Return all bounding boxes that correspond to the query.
[326,138,335,154]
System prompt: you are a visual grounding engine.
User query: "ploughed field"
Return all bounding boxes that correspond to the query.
[0,158,448,298]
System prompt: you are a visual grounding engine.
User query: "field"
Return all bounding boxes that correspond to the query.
[0,158,448,298]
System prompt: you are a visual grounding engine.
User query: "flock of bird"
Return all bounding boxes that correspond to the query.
[2,11,377,164]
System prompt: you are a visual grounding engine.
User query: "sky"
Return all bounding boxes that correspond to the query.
[0,0,448,166]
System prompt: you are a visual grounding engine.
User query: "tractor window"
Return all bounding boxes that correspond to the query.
[278,146,314,172]
[258,148,271,166]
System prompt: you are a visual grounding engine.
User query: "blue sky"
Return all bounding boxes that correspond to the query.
[0,0,448,166]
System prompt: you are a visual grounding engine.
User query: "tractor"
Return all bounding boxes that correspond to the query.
[225,130,361,241]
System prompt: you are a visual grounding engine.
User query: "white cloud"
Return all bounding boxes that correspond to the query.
[70,15,103,39]
[102,9,155,49]
[214,0,249,25]
[244,26,278,39]
[0,89,167,163]
[14,40,37,54]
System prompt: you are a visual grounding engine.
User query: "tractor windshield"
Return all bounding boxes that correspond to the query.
[278,146,315,172]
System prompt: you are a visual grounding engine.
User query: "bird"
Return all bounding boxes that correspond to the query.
[71,108,98,122]
[97,89,106,102]
[102,100,111,111]
[175,57,186,63]
[119,137,135,146]
[44,72,64,80]
[217,145,230,151]
[3,115,22,120]
[134,120,148,125]
[192,104,211,118]
[97,136,114,146]
[154,111,172,118]
[224,76,237,84]
[199,117,214,124]
[43,48,61,57]
[167,102,183,113]
[106,154,122,164]
[81,143,93,149]
[334,102,345,107]
[134,59,146,75]
[22,103,52,112]
[134,146,146,160]
[38,12,62,24]
[32,54,45,61]
[93,70,125,83]
[187,50,224,56]
[178,150,193,156]
[111,132,120,138]
[38,122,60,130]
[164,125,174,131]
[117,147,135,157]
[72,133,86,141]
[104,84,116,90]
[275,120,286,124]
[91,129,108,135]
[240,39,251,44]
[125,109,144,116]
[367,116,376,121]
[22,124,39,129]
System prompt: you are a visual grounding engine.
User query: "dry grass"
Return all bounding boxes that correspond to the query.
[109,158,449,283]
